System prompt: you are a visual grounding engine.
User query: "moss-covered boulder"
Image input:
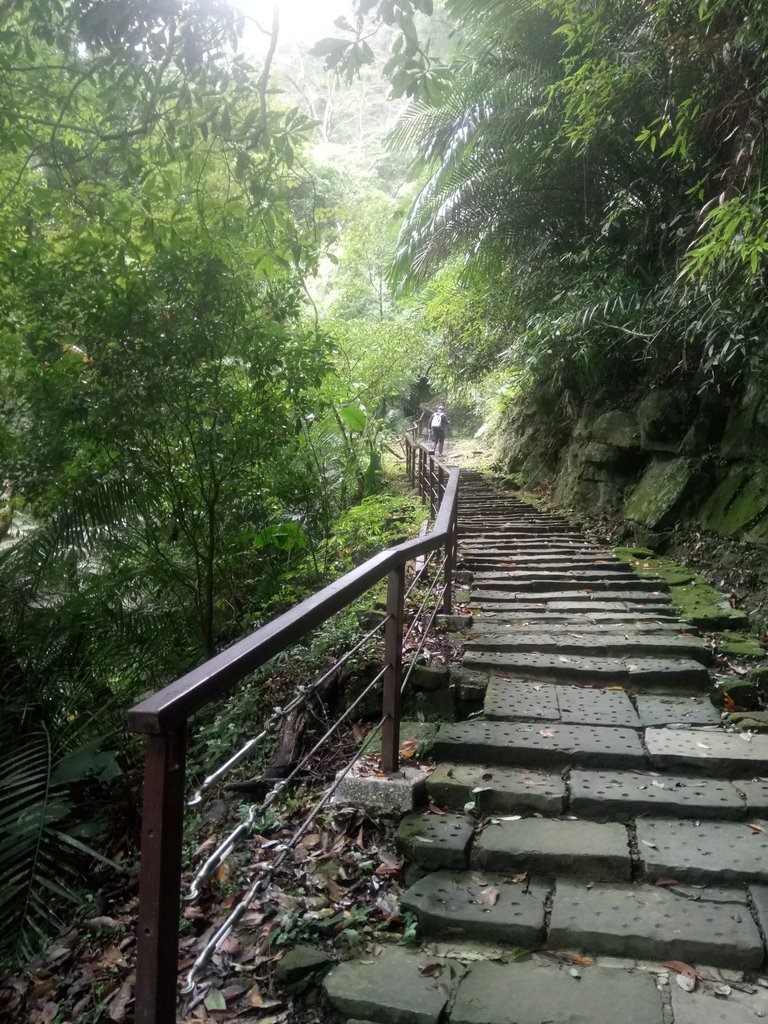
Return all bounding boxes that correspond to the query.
[721,382,768,460]
[714,631,767,659]
[637,388,690,451]
[623,457,693,528]
[671,577,749,630]
[590,410,640,449]
[699,463,768,537]
[717,667,768,710]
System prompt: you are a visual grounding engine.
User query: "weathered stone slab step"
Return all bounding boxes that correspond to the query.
[634,694,720,727]
[472,575,665,593]
[483,677,562,722]
[459,543,604,552]
[473,593,673,608]
[459,532,582,542]
[459,552,621,564]
[460,558,629,573]
[432,720,646,769]
[395,813,474,870]
[400,869,549,946]
[569,769,746,821]
[472,817,631,880]
[427,763,566,814]
[646,727,768,777]
[463,651,710,689]
[465,631,710,664]
[450,960,664,1024]
[548,880,763,969]
[323,945,460,1023]
[484,678,640,728]
[471,617,690,633]
[637,817,768,884]
[472,588,669,603]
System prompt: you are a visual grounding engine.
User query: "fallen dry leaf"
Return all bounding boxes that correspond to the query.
[480,887,500,908]
[663,960,699,993]
[418,962,444,977]
[539,727,555,738]
[655,878,680,888]
[247,983,282,1009]
[747,823,767,834]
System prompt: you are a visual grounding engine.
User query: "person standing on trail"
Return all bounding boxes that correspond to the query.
[429,404,449,455]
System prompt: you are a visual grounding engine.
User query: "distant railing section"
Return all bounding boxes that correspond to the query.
[127,434,457,1024]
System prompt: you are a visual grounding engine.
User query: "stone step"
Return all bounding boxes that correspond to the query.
[470,618,690,633]
[471,817,631,880]
[460,558,627,571]
[322,945,668,1024]
[471,575,665,593]
[400,869,549,946]
[472,591,673,606]
[636,817,768,885]
[646,726,768,777]
[570,769,746,821]
[483,679,640,727]
[459,544,605,555]
[449,960,664,1024]
[465,631,710,664]
[427,763,567,815]
[426,762,747,821]
[548,879,764,969]
[432,720,647,770]
[398,871,764,970]
[462,651,710,689]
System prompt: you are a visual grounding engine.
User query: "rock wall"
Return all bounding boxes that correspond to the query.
[498,380,768,548]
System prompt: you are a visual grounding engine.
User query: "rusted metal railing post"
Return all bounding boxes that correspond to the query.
[428,453,436,518]
[134,726,187,1024]
[381,564,405,773]
[443,505,456,614]
[419,445,426,502]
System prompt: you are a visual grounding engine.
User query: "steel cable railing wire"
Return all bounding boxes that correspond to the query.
[187,615,391,806]
[402,552,449,647]
[182,714,388,993]
[184,553,451,985]
[186,663,388,900]
[403,548,436,603]
[401,581,449,695]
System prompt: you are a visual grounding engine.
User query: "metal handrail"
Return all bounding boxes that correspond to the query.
[127,433,458,1024]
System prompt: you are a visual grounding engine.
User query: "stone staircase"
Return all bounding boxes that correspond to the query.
[324,472,768,1023]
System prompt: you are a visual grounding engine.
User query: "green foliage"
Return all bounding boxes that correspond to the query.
[380,0,768,410]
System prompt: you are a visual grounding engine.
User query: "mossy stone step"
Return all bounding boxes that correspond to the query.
[395,813,474,870]
[427,763,566,814]
[323,945,460,1024]
[465,631,710,664]
[470,618,688,633]
[569,769,746,822]
[484,679,640,728]
[432,720,646,770]
[646,726,768,776]
[634,694,720,727]
[463,651,710,689]
[472,589,671,605]
[472,817,631,881]
[548,879,763,969]
[399,869,549,945]
[450,960,663,1024]
[472,574,660,593]
[637,817,768,884]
